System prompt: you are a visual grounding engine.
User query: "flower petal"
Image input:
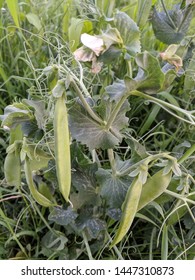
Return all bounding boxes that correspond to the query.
[81,33,104,56]
[74,46,94,62]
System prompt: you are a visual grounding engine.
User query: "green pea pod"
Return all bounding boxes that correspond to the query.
[54,93,71,202]
[137,170,172,211]
[4,148,21,187]
[110,177,142,248]
[24,158,55,207]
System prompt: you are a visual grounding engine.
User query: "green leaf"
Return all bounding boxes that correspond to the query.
[125,51,165,94]
[41,230,68,252]
[136,0,152,29]
[26,13,42,31]
[184,51,195,93]
[6,0,20,28]
[96,168,131,208]
[152,6,192,44]
[0,103,34,128]
[48,207,78,226]
[68,18,84,52]
[75,207,106,239]
[23,99,46,129]
[105,79,127,102]
[69,99,129,150]
[114,11,141,55]
[70,163,100,209]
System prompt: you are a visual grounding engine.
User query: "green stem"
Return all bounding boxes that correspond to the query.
[178,144,195,164]
[126,59,132,78]
[164,190,195,206]
[118,153,174,176]
[106,231,124,259]
[160,0,177,29]
[70,78,104,125]
[177,4,193,33]
[130,90,195,124]
[0,207,28,258]
[105,93,128,130]
[108,149,116,175]
[82,231,94,260]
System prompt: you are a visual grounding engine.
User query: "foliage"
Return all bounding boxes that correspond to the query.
[0,0,195,260]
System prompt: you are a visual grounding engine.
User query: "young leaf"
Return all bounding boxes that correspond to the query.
[110,177,143,247]
[26,13,42,31]
[0,103,34,128]
[125,51,165,94]
[68,18,84,52]
[114,11,141,55]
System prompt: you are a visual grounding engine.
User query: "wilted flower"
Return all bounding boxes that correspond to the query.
[74,28,123,73]
[160,44,183,71]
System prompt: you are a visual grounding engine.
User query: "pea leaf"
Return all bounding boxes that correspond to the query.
[105,79,126,102]
[125,51,165,94]
[48,207,78,226]
[96,168,131,208]
[69,99,129,150]
[75,206,106,239]
[114,11,141,55]
[70,163,100,209]
[41,230,68,254]
[152,6,192,44]
[0,103,34,128]
[23,99,46,129]
[26,13,42,31]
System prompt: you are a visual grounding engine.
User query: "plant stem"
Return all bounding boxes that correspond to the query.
[130,90,195,125]
[108,149,116,175]
[118,153,174,176]
[160,0,177,29]
[82,231,94,260]
[0,207,28,258]
[105,231,124,260]
[164,190,195,205]
[105,93,128,130]
[178,144,195,164]
[70,78,104,125]
[177,4,193,33]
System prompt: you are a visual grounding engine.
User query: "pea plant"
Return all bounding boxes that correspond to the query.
[0,0,195,259]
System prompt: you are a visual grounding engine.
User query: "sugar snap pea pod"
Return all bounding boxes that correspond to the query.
[4,148,21,187]
[137,169,172,211]
[110,177,142,248]
[54,93,71,202]
[24,157,55,207]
